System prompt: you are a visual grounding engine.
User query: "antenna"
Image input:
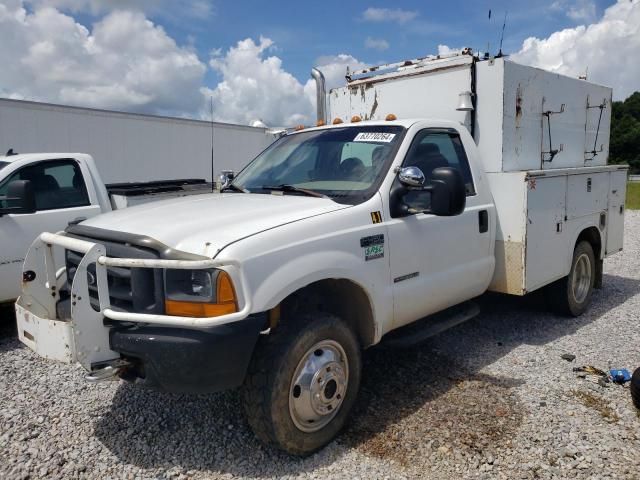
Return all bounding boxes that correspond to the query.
[579,66,589,80]
[498,11,508,57]
[486,9,492,56]
[210,95,214,192]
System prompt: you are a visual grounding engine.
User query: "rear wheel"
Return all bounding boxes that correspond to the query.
[243,312,361,456]
[553,241,595,317]
[631,368,640,410]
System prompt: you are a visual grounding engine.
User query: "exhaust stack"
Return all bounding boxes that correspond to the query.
[310,68,326,124]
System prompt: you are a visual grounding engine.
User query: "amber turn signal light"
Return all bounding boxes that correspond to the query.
[165,271,238,318]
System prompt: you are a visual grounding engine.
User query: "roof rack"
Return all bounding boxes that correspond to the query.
[346,48,474,84]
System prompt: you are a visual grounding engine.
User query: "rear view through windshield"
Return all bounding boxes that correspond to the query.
[232,126,405,202]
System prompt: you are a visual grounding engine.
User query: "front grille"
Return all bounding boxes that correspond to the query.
[65,238,165,314]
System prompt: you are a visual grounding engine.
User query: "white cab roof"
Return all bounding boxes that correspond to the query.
[0,153,90,164]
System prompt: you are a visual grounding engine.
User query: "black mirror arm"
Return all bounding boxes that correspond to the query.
[0,195,14,216]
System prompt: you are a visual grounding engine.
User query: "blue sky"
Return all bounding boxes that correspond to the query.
[132,0,614,83]
[1,0,638,125]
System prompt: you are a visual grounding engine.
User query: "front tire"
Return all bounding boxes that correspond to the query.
[242,312,361,456]
[553,241,596,317]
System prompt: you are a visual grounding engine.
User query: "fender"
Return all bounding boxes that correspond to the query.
[563,215,605,275]
[243,248,391,341]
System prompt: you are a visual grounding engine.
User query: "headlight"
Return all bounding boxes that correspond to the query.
[164,269,237,317]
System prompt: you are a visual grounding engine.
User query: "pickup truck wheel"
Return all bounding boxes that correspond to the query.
[554,241,595,317]
[242,313,361,456]
[631,368,640,410]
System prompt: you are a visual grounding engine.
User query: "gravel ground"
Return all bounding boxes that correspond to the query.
[1,212,639,480]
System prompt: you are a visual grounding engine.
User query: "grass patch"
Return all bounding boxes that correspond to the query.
[627,182,640,210]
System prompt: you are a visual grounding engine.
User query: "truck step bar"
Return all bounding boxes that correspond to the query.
[84,359,133,383]
[381,300,480,348]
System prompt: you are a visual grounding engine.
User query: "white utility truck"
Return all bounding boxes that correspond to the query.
[15,51,627,455]
[0,153,211,304]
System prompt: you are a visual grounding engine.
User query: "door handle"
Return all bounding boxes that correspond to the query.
[478,210,488,233]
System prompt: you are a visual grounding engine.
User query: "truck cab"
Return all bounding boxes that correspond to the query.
[0,153,215,305]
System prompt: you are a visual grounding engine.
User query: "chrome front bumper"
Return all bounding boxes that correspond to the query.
[16,232,251,371]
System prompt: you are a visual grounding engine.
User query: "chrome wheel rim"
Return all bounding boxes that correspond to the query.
[288,340,349,433]
[572,253,592,304]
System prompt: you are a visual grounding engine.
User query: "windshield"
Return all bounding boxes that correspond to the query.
[232,125,405,203]
[0,161,8,172]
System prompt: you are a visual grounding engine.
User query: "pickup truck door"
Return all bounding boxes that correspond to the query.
[0,159,102,302]
[386,128,493,328]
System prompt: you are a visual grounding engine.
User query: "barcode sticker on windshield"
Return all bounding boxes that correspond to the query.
[353,132,396,143]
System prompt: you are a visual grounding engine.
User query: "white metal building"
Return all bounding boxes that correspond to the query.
[0,98,275,184]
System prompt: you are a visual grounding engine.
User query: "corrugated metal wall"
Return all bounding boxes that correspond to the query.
[0,98,275,183]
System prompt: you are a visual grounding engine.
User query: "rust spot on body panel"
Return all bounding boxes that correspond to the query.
[489,240,526,295]
[515,84,523,127]
[368,91,379,120]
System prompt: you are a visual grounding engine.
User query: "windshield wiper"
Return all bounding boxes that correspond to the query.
[220,183,247,193]
[261,184,328,198]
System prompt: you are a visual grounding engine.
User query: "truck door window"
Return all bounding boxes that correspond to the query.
[403,130,476,196]
[0,159,90,211]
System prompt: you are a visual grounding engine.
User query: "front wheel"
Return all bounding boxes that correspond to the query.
[242,312,361,456]
[553,241,596,317]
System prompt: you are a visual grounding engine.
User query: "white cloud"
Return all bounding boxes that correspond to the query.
[204,38,366,126]
[203,37,311,126]
[550,0,597,22]
[362,7,418,24]
[0,2,207,114]
[365,37,389,51]
[512,0,640,100]
[437,45,463,56]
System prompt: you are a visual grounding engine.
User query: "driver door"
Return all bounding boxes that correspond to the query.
[0,159,101,302]
[386,128,493,328]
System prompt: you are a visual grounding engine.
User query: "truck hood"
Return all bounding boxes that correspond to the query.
[80,193,350,256]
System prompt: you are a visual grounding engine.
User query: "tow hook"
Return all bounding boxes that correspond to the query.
[85,359,132,383]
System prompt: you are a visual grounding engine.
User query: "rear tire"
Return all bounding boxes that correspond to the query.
[631,368,640,410]
[553,241,595,317]
[242,312,361,456]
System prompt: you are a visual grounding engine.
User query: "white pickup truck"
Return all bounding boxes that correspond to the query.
[0,152,211,305]
[15,52,627,455]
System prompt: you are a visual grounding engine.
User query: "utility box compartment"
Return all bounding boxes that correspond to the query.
[487,165,627,295]
[328,55,612,173]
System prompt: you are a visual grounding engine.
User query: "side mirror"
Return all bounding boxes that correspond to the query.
[398,166,425,188]
[0,180,36,216]
[426,167,466,216]
[390,166,465,217]
[218,170,235,190]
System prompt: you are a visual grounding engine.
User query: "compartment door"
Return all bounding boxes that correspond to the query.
[525,176,568,292]
[606,170,626,255]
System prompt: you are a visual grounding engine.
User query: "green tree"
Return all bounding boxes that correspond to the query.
[610,92,640,174]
